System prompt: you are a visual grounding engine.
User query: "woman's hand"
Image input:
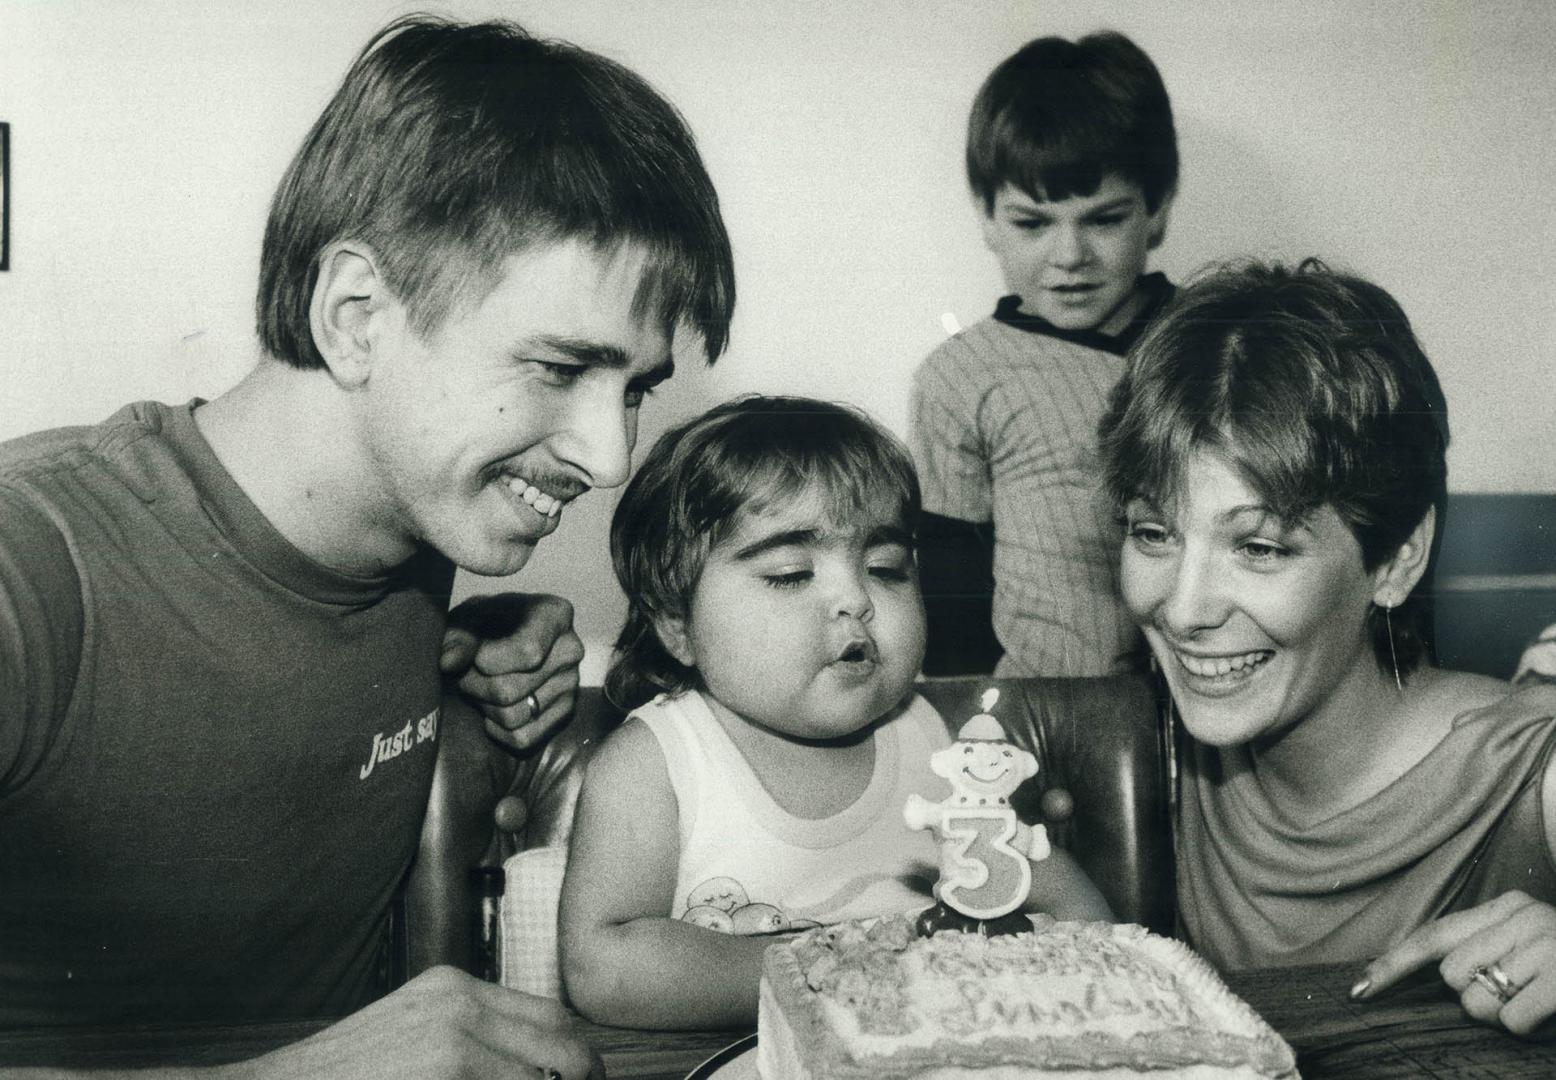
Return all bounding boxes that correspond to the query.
[1354,890,1556,1036]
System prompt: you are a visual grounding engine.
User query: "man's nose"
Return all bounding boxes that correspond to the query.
[552,394,634,491]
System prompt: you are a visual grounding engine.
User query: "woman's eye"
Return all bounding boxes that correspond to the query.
[1240,540,1288,562]
[1127,522,1169,546]
[762,570,812,589]
[867,562,912,583]
[624,385,652,408]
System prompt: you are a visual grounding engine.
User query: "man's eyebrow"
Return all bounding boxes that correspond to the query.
[732,528,819,560]
[529,334,674,385]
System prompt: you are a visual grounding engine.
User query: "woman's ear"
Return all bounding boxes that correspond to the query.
[653,613,697,668]
[1146,188,1176,251]
[1373,506,1437,608]
[309,241,389,388]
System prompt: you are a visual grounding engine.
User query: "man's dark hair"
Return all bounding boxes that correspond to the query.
[967,31,1177,213]
[257,14,734,367]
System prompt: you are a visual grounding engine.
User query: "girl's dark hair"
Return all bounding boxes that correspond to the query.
[967,31,1178,213]
[257,14,734,368]
[1098,259,1451,675]
[607,395,920,711]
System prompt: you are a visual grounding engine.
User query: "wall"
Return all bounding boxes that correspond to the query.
[3,0,1553,682]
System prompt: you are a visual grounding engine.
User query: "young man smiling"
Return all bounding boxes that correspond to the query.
[0,15,732,1079]
[910,31,1177,678]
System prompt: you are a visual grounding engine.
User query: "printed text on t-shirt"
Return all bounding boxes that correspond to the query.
[359,708,440,780]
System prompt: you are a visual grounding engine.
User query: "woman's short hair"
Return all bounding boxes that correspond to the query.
[607,395,921,710]
[1098,259,1451,674]
[257,14,734,368]
[966,31,1178,214]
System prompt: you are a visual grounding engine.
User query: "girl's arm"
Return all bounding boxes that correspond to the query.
[1025,845,1115,922]
[558,718,782,1030]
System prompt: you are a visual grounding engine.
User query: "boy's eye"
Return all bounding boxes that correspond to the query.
[762,570,812,589]
[1012,218,1049,232]
[1089,213,1128,227]
[624,385,652,409]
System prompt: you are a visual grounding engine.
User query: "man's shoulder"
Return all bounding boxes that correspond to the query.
[0,402,179,483]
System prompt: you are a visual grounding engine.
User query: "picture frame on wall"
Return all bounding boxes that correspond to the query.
[1,122,9,271]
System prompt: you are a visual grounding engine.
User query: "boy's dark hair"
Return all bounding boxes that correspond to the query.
[607,395,921,711]
[1097,259,1451,677]
[967,31,1177,213]
[257,14,734,368]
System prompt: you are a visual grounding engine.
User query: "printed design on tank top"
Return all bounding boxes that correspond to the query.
[679,876,824,935]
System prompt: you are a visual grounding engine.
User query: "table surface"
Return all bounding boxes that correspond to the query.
[2,962,1552,1078]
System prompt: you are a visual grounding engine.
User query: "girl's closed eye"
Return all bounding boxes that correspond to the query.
[866,552,915,583]
[762,567,813,589]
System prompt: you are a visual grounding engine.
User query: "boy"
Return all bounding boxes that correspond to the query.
[910,31,1177,677]
[0,14,732,1079]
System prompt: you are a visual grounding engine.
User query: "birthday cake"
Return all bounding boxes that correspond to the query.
[756,914,1296,1079]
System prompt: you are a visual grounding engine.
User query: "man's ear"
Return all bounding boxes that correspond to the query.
[309,241,390,388]
[1373,505,1436,608]
[1146,188,1176,251]
[653,612,697,668]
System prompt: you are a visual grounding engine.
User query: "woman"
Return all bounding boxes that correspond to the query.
[1097,260,1556,1036]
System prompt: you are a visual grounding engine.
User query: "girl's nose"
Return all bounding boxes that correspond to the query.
[832,573,875,623]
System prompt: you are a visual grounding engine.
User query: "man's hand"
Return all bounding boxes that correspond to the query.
[442,593,584,752]
[1354,890,1556,1037]
[255,966,602,1079]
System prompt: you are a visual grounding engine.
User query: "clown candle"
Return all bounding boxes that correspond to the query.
[905,689,1050,922]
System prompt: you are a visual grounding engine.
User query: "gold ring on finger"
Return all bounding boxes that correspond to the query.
[1471,962,1519,1005]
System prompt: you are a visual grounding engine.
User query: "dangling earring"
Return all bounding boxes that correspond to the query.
[1383,601,1403,693]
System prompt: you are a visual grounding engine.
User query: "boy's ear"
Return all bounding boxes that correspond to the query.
[652,612,697,668]
[1373,505,1436,608]
[972,192,1000,250]
[309,240,393,389]
[1146,188,1176,252]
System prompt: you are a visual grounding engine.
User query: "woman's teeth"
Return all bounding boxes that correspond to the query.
[1177,650,1271,678]
[505,475,561,517]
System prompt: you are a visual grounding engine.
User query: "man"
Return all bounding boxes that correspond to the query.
[0,14,734,1079]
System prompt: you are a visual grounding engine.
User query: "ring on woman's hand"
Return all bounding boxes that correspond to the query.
[1471,961,1520,1005]
[524,692,541,721]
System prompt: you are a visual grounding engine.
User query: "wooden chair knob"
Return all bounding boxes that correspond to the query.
[1040,787,1074,823]
[493,795,528,835]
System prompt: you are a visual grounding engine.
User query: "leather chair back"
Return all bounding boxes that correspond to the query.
[399,673,1173,979]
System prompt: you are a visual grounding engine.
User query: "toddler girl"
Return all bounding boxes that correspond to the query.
[559,396,1111,1029]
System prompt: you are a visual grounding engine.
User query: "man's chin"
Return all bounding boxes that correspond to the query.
[454,538,538,578]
